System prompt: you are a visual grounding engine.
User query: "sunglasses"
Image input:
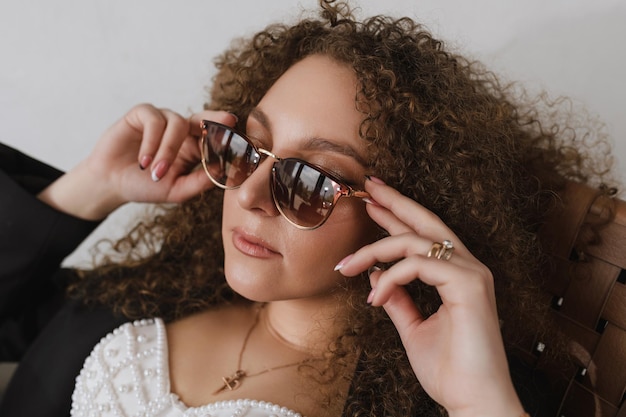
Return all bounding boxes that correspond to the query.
[200,120,370,230]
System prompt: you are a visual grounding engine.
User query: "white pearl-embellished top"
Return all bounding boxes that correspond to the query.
[70,318,305,417]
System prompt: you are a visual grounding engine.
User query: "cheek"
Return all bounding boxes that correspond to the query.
[331,202,378,246]
[221,192,237,232]
[299,204,378,268]
[222,191,234,214]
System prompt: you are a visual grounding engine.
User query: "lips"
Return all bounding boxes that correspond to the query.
[231,228,281,258]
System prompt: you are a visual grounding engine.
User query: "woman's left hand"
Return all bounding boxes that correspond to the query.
[336,177,525,417]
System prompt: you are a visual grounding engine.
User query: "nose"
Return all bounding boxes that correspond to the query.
[234,157,280,219]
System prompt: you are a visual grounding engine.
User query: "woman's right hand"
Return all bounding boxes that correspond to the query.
[37,104,237,220]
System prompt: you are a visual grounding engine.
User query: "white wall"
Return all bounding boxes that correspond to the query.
[1,0,624,266]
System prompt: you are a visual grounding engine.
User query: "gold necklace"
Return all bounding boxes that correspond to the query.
[213,305,315,395]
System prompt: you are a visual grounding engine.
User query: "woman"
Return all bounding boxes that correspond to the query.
[0,1,613,416]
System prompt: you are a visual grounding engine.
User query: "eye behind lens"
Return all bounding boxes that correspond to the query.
[271,159,337,229]
[204,124,264,189]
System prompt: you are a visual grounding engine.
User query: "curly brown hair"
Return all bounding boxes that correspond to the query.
[71,1,615,415]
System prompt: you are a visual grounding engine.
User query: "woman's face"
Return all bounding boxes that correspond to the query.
[221,54,376,304]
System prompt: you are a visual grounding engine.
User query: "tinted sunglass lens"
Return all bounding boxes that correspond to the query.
[204,124,260,188]
[272,160,336,228]
[203,122,349,229]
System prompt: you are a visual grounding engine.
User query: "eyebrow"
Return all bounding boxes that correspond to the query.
[249,107,368,167]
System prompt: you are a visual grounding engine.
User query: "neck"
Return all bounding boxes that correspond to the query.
[263,298,347,354]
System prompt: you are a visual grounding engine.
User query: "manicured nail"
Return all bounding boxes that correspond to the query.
[151,160,169,182]
[333,254,354,271]
[139,155,153,170]
[228,112,239,123]
[362,197,381,207]
[365,175,385,185]
[367,287,377,304]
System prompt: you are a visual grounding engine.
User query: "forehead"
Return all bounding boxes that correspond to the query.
[252,55,368,159]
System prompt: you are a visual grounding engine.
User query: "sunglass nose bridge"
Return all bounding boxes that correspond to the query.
[257,148,280,161]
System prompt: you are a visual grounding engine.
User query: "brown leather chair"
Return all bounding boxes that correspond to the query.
[516,181,626,416]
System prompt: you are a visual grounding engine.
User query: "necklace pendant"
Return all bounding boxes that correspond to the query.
[213,370,246,395]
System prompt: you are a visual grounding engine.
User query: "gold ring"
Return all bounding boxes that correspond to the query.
[427,240,454,261]
[427,242,444,258]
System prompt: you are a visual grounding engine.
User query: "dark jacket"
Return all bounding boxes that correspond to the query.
[0,143,126,416]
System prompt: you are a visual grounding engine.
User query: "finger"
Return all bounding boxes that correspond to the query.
[164,166,216,203]
[364,178,468,253]
[337,233,468,277]
[336,233,420,277]
[365,203,413,236]
[147,109,192,181]
[125,104,169,169]
[370,255,494,307]
[380,284,425,338]
[366,266,426,341]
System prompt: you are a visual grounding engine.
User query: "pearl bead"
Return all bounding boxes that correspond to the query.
[70,318,306,417]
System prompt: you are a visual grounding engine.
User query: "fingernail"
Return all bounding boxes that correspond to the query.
[367,287,377,304]
[151,160,169,182]
[365,175,385,185]
[362,197,381,207]
[333,254,354,271]
[139,155,153,170]
[228,112,239,123]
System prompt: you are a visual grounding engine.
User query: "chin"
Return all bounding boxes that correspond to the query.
[223,267,277,303]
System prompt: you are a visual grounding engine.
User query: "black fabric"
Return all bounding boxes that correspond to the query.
[0,144,101,355]
[0,143,124,416]
[0,143,100,322]
[0,302,124,416]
